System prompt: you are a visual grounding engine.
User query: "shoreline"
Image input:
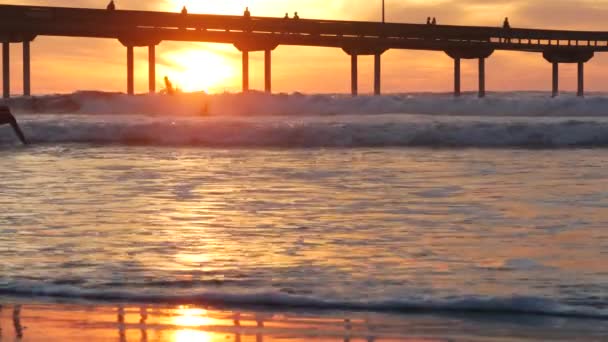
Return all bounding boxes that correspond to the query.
[0,302,604,341]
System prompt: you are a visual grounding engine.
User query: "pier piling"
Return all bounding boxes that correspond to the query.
[23,41,30,96]
[351,54,358,96]
[264,49,271,93]
[552,62,559,97]
[127,45,134,95]
[577,62,584,97]
[242,51,249,92]
[374,53,381,95]
[454,58,461,97]
[478,58,486,98]
[148,45,155,93]
[3,42,9,99]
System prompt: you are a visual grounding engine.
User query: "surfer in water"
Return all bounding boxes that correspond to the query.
[164,76,176,95]
[0,106,28,145]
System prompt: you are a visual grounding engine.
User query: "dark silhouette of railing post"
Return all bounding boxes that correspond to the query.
[264,49,271,93]
[127,45,134,95]
[23,40,30,96]
[351,54,358,96]
[148,45,156,93]
[478,57,486,98]
[454,57,461,97]
[3,42,9,99]
[242,50,249,92]
[374,53,381,95]
[552,62,559,97]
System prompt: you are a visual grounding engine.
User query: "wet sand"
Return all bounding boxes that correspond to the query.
[0,303,604,341]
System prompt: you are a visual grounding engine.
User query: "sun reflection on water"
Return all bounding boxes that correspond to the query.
[173,329,212,342]
[173,306,213,327]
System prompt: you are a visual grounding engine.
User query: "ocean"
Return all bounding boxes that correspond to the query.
[0,92,607,341]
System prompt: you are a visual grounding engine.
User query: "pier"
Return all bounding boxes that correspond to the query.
[0,4,607,97]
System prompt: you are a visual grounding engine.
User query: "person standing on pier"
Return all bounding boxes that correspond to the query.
[294,12,300,20]
[181,6,187,15]
[244,7,251,19]
[426,17,431,25]
[503,17,511,43]
[431,17,437,25]
[106,1,115,11]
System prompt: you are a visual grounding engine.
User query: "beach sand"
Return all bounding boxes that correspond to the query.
[0,303,603,341]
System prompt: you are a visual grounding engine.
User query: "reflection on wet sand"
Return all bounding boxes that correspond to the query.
[0,304,451,342]
[2,303,601,341]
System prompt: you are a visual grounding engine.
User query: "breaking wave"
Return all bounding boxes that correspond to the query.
[0,281,606,319]
[3,90,608,117]
[3,91,608,147]
[2,113,608,148]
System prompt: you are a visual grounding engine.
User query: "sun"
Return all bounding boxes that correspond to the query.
[161,47,236,93]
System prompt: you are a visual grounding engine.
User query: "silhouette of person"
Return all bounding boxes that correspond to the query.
[426,17,431,25]
[244,7,251,19]
[0,106,28,145]
[164,76,175,95]
[106,0,115,11]
[181,6,187,15]
[284,12,289,19]
[294,12,299,20]
[503,17,511,43]
[431,17,437,25]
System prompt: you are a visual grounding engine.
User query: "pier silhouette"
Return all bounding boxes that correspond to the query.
[0,4,605,97]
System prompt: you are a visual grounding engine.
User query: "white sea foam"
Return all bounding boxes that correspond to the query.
[3,91,608,117]
[3,92,608,147]
[1,113,608,147]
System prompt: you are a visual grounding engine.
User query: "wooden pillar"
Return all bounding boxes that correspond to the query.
[454,58,461,97]
[264,49,271,93]
[148,45,156,93]
[374,53,381,95]
[23,41,31,96]
[3,42,9,99]
[552,62,558,98]
[577,62,584,97]
[478,57,486,98]
[242,50,249,92]
[127,45,134,95]
[351,54,358,96]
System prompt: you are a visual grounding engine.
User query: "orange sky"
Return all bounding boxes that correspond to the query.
[5,0,608,95]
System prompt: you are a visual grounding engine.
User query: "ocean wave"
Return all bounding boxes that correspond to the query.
[0,282,606,319]
[3,91,608,117]
[2,114,608,148]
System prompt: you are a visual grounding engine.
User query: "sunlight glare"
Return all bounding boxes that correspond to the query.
[173,307,213,327]
[173,329,212,342]
[167,0,249,15]
[162,49,235,93]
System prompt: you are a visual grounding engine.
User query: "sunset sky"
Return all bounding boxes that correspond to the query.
[5,0,608,94]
